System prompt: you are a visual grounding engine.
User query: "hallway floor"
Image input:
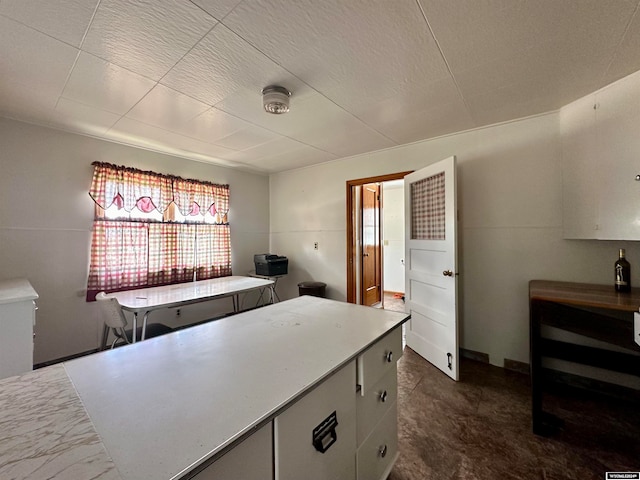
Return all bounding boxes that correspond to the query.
[390,348,640,479]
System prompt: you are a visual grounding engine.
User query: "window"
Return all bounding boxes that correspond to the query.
[86,162,231,300]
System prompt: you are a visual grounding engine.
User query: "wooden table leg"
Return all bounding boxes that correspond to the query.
[530,299,563,436]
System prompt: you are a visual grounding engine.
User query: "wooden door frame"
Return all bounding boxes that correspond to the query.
[346,171,413,304]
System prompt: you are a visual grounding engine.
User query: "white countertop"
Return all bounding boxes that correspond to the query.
[64,296,409,480]
[0,278,38,305]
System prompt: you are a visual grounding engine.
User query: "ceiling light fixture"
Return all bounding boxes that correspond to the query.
[262,85,291,114]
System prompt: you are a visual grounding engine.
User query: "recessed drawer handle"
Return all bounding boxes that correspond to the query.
[385,351,393,363]
[312,411,338,454]
[379,445,388,458]
[379,390,388,403]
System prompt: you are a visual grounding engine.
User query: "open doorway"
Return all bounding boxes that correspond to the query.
[381,180,406,312]
[346,171,412,311]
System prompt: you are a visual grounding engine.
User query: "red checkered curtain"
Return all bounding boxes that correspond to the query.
[148,223,196,286]
[410,171,446,240]
[173,177,229,222]
[86,221,150,300]
[89,162,173,213]
[86,163,232,301]
[196,224,232,280]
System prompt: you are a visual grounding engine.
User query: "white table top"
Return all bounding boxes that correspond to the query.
[0,278,38,305]
[109,276,273,312]
[64,296,409,480]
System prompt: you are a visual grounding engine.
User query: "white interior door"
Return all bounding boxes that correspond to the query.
[404,156,459,380]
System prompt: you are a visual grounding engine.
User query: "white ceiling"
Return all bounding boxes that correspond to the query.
[2,0,640,175]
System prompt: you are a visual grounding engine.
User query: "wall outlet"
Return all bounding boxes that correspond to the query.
[314,242,319,250]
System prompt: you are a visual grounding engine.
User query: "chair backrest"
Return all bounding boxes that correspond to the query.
[96,292,128,329]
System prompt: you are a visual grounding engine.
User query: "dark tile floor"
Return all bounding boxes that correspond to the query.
[390,348,640,480]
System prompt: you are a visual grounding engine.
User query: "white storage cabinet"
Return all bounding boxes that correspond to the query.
[561,72,640,240]
[0,279,38,380]
[356,326,403,480]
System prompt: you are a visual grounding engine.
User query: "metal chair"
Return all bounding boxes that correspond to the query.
[96,292,173,349]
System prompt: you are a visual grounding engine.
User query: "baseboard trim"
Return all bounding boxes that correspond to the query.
[504,358,530,375]
[34,348,98,369]
[460,348,490,364]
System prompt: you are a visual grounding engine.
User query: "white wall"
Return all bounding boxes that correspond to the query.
[382,183,404,293]
[270,110,640,370]
[0,118,270,364]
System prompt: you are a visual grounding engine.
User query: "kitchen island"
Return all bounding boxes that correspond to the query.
[0,296,409,480]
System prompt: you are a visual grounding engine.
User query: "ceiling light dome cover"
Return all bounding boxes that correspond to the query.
[262,85,291,114]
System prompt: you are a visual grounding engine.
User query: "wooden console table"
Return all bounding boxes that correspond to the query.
[529,280,640,436]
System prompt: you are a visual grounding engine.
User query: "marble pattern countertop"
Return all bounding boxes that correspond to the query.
[0,364,120,480]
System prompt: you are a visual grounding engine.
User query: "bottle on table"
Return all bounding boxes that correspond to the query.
[614,248,631,292]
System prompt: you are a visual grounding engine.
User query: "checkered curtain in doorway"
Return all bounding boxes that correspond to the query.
[410,171,445,240]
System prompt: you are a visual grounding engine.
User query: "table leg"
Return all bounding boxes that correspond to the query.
[270,285,277,304]
[256,288,266,307]
[141,312,149,341]
[530,299,547,434]
[100,323,110,351]
[131,313,138,343]
[530,299,563,436]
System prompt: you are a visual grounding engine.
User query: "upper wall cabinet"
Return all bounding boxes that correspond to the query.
[561,72,640,240]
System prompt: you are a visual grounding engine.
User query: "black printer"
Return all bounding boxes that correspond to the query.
[254,253,288,276]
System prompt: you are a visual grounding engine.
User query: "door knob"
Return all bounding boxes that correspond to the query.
[443,270,453,276]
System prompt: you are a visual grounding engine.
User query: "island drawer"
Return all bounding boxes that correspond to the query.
[356,401,397,480]
[356,364,397,445]
[274,361,356,480]
[356,326,402,394]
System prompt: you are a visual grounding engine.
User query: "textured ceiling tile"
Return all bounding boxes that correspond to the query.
[213,126,280,150]
[353,77,463,134]
[222,0,450,113]
[2,0,640,172]
[108,116,237,159]
[376,97,476,145]
[293,114,396,158]
[423,0,636,72]
[174,107,249,143]
[190,0,243,20]
[161,24,292,106]
[126,84,211,131]
[603,7,640,85]
[213,83,326,137]
[49,97,121,135]
[0,16,78,111]
[0,0,97,47]
[82,0,217,80]
[232,136,306,159]
[62,52,156,115]
[244,146,337,173]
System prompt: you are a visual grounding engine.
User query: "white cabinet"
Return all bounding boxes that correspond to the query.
[190,423,272,480]
[274,361,356,480]
[356,327,403,480]
[561,71,640,239]
[0,279,38,380]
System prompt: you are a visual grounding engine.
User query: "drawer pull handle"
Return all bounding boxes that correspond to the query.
[312,411,338,454]
[385,351,393,363]
[379,390,388,403]
[379,445,388,458]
